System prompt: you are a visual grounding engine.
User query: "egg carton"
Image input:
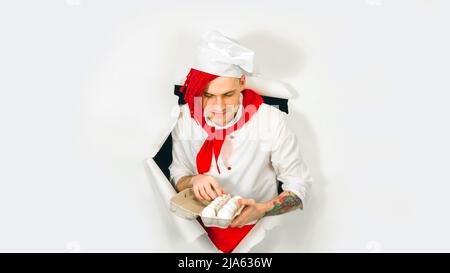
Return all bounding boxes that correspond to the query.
[170,188,245,228]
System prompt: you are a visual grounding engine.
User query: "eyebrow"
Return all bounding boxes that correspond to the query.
[204,89,236,95]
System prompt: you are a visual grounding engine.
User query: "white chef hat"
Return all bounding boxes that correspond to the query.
[192,30,254,78]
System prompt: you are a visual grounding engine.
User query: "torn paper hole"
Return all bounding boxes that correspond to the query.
[144,82,293,253]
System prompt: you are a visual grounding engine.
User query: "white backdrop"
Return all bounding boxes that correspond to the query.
[1,0,449,252]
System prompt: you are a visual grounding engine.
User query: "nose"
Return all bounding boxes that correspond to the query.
[214,96,225,110]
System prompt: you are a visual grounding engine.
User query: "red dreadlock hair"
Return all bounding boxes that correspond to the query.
[179,68,219,120]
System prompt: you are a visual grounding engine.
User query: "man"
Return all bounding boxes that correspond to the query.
[169,31,312,253]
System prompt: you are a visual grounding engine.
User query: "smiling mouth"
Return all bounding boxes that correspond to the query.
[212,111,226,116]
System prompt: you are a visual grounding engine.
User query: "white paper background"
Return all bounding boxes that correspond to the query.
[0,0,449,252]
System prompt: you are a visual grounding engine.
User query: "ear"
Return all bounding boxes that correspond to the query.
[239,74,246,87]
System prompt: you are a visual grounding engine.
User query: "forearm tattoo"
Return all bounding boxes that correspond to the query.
[264,191,303,216]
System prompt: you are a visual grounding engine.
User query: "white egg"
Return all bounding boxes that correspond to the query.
[210,199,222,207]
[209,195,222,205]
[201,207,216,218]
[206,204,216,212]
[216,195,231,207]
[218,194,227,200]
[223,200,238,211]
[217,207,234,219]
[230,199,240,207]
[231,196,241,202]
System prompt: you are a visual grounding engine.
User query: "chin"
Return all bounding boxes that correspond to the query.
[212,119,226,126]
[210,117,227,126]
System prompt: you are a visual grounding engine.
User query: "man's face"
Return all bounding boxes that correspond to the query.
[202,74,246,127]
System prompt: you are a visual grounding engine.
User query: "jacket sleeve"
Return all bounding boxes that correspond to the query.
[270,110,313,208]
[168,113,196,188]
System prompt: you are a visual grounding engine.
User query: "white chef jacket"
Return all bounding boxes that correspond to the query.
[168,99,312,207]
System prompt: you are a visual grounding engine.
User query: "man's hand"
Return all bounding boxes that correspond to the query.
[229,191,304,227]
[230,198,273,228]
[191,174,225,201]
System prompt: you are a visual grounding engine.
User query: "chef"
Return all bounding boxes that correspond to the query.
[169,30,313,253]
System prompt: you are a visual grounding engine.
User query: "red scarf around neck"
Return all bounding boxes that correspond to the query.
[180,68,263,253]
[180,68,264,175]
[193,91,262,252]
[194,88,263,174]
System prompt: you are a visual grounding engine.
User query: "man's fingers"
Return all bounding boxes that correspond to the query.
[230,215,244,228]
[231,209,251,228]
[198,186,210,201]
[206,176,225,195]
[238,198,255,206]
[193,186,203,201]
[205,185,217,200]
[210,181,224,196]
